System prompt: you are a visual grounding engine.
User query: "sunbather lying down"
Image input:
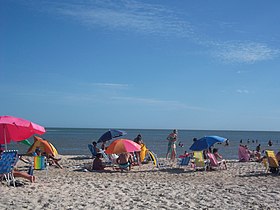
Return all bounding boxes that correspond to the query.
[117,153,132,172]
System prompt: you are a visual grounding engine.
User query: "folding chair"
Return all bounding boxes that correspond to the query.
[193,151,208,171]
[88,144,98,158]
[265,150,280,174]
[0,150,19,186]
[33,156,48,176]
[99,149,118,168]
[177,156,191,168]
[148,152,172,169]
[207,153,227,170]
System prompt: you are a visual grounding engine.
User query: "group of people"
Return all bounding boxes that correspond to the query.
[239,143,280,165]
[91,129,280,173]
[91,134,144,172]
[240,138,275,147]
[0,144,63,185]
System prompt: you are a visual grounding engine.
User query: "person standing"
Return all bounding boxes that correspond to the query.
[166,129,178,161]
[134,134,143,165]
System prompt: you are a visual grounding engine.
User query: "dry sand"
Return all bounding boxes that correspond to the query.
[1,155,280,210]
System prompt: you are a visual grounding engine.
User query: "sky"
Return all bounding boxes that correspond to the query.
[1,0,280,131]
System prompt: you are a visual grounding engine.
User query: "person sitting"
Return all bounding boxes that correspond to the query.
[117,153,132,172]
[89,141,100,158]
[0,150,35,183]
[213,148,227,169]
[238,144,250,162]
[35,148,63,169]
[92,153,106,171]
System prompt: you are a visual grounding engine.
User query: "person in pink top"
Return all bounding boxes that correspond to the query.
[213,148,227,169]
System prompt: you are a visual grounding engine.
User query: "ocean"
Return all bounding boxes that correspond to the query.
[8,128,280,160]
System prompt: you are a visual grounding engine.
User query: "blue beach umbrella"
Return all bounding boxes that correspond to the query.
[97,129,127,143]
[189,136,227,151]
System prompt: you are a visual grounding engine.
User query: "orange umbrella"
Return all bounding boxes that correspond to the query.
[27,136,58,156]
[106,139,141,154]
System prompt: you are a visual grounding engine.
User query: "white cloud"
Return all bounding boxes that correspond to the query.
[111,96,210,111]
[26,1,280,64]
[212,41,279,64]
[42,0,193,38]
[91,83,129,88]
[236,89,249,94]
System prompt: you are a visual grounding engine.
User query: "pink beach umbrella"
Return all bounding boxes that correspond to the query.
[0,115,46,150]
[106,139,141,154]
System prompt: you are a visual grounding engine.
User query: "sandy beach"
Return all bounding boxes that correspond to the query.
[1,155,280,210]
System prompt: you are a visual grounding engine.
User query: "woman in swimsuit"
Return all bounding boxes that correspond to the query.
[117,153,132,172]
[166,129,178,161]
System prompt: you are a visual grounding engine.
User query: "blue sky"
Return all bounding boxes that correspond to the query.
[1,0,280,131]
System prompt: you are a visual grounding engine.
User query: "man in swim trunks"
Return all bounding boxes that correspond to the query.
[166,129,178,161]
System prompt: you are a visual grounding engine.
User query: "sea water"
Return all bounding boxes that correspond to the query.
[9,128,280,160]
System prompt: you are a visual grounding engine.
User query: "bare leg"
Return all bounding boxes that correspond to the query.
[171,149,176,161]
[13,170,35,183]
[166,151,170,159]
[136,152,141,165]
[48,155,63,169]
[53,160,63,169]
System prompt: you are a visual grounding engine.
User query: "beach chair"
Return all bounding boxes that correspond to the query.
[34,156,48,170]
[33,156,48,176]
[207,153,226,170]
[99,149,118,168]
[0,150,19,186]
[265,150,280,174]
[88,144,98,158]
[238,146,250,162]
[177,156,191,168]
[147,152,170,169]
[193,151,208,171]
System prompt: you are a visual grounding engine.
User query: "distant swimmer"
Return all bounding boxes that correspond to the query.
[268,140,273,147]
[178,141,184,147]
[225,139,229,146]
[240,139,243,143]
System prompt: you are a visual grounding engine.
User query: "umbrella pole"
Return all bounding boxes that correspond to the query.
[4,125,7,150]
